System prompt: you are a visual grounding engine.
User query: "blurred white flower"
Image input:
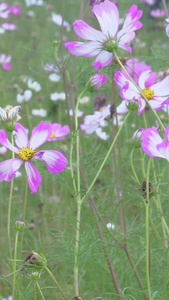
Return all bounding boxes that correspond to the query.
[0,146,7,155]
[164,18,169,38]
[48,73,61,82]
[0,2,10,19]
[95,127,109,140]
[51,12,71,32]
[50,92,65,101]
[32,108,47,117]
[2,296,12,300]
[27,10,35,17]
[48,195,60,203]
[25,0,44,7]
[16,90,32,103]
[79,96,90,105]
[113,115,124,126]
[27,78,41,92]
[0,105,21,122]
[15,171,22,178]
[0,27,5,34]
[68,109,83,117]
[106,222,115,230]
[44,63,59,73]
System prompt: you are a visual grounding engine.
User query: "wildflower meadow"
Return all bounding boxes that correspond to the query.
[1,0,169,299]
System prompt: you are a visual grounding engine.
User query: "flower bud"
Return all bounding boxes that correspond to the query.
[31,271,40,280]
[132,128,145,148]
[126,100,139,111]
[14,221,26,232]
[86,74,108,92]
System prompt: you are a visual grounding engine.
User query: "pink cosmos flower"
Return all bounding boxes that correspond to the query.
[114,70,169,115]
[141,126,169,161]
[0,54,12,70]
[0,3,10,19]
[0,122,68,193]
[150,9,166,18]
[9,6,22,16]
[80,105,111,134]
[122,57,156,85]
[64,0,142,71]
[48,123,70,141]
[1,23,17,31]
[87,74,108,91]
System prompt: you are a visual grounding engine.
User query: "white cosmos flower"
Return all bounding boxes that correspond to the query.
[25,0,44,7]
[48,73,61,82]
[79,96,90,105]
[95,127,109,140]
[106,222,115,230]
[68,109,83,117]
[17,90,32,103]
[0,105,21,122]
[32,108,47,117]
[50,92,65,101]
[0,146,7,155]
[27,78,41,92]
[51,12,71,32]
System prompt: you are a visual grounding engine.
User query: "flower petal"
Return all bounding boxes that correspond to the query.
[0,158,23,182]
[116,101,129,114]
[34,150,68,173]
[138,70,151,89]
[64,41,101,57]
[14,123,28,148]
[92,0,119,38]
[29,121,51,149]
[141,127,164,158]
[156,140,169,161]
[25,161,42,193]
[48,123,70,141]
[73,20,105,41]
[92,50,113,71]
[0,130,18,153]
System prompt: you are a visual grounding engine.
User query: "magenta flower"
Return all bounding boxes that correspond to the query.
[48,123,70,141]
[64,0,142,71]
[0,122,68,193]
[80,105,111,134]
[142,126,169,161]
[114,70,169,115]
[9,6,21,16]
[87,74,108,91]
[0,54,12,70]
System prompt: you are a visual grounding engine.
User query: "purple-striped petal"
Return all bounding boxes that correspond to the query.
[29,121,51,149]
[25,161,42,193]
[0,130,18,153]
[0,158,23,182]
[14,123,28,148]
[92,0,119,38]
[34,150,68,173]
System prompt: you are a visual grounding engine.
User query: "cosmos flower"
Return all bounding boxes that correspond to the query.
[17,90,32,103]
[150,9,166,18]
[164,18,169,38]
[48,123,70,141]
[0,106,21,122]
[44,63,59,73]
[0,122,68,193]
[48,73,61,82]
[9,6,22,16]
[114,70,169,115]
[27,78,41,92]
[64,0,142,71]
[50,92,65,101]
[51,13,71,32]
[141,0,155,5]
[141,125,169,161]
[1,23,17,31]
[95,127,109,140]
[0,3,10,19]
[0,54,12,70]
[31,108,47,117]
[87,74,108,91]
[80,105,111,134]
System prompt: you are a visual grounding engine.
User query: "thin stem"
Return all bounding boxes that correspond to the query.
[162,255,169,300]
[81,111,131,203]
[146,158,152,300]
[113,51,165,132]
[33,281,37,300]
[70,138,77,196]
[36,281,45,300]
[8,133,15,262]
[44,266,68,300]
[130,147,140,185]
[12,230,19,300]
[162,0,169,18]
[19,179,28,257]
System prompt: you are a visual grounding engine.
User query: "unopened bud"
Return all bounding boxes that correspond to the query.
[15,221,26,232]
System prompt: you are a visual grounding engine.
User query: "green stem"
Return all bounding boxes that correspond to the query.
[12,230,19,300]
[44,266,68,300]
[70,137,77,197]
[81,111,131,203]
[162,255,169,300]
[146,158,152,300]
[19,179,28,258]
[33,281,37,300]
[36,281,45,300]
[113,51,165,132]
[130,147,140,185]
[8,133,15,262]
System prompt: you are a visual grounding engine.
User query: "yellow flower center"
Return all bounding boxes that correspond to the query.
[18,147,36,161]
[5,106,13,118]
[99,106,107,112]
[142,88,154,99]
[49,133,55,139]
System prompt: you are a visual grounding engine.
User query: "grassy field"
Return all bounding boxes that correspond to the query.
[0,0,169,299]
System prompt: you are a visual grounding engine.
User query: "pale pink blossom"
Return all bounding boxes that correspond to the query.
[0,3,10,19]
[150,9,166,18]
[1,23,17,31]
[65,0,142,71]
[0,54,12,70]
[0,122,68,193]
[141,0,155,5]
[48,123,70,141]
